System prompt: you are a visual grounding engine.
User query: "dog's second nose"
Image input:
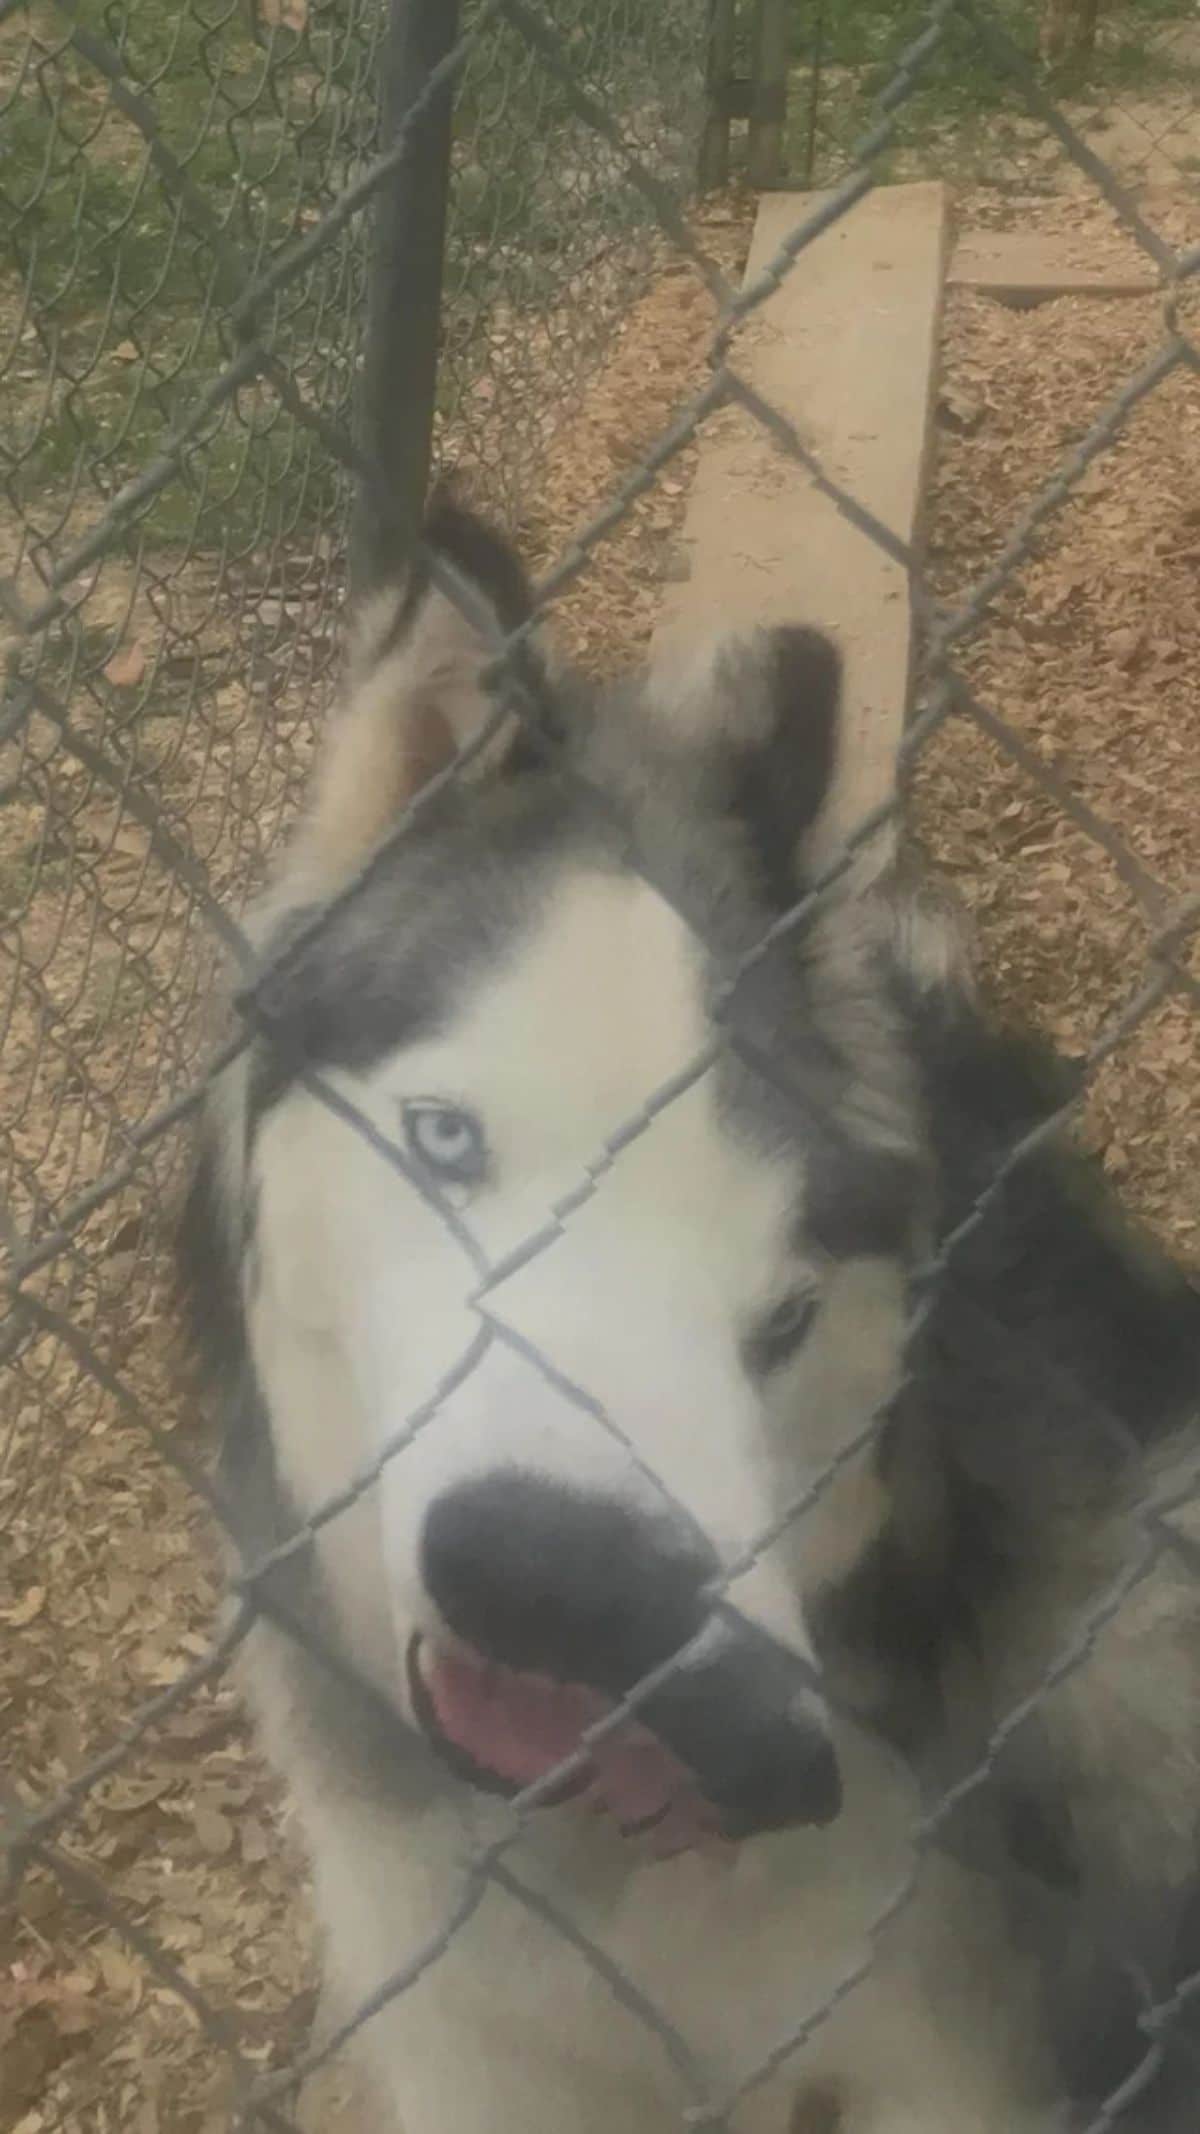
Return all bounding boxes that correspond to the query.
[420,1467,718,1692]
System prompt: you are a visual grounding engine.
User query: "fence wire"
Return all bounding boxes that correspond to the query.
[1,0,1199,2128]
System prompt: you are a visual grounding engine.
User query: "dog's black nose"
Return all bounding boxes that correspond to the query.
[420,1470,841,1835]
[421,1468,718,1692]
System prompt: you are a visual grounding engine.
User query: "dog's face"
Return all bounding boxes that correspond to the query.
[192,505,928,1851]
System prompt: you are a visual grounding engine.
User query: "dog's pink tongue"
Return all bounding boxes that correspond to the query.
[422,1644,720,1854]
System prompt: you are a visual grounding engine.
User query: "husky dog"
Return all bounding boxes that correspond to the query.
[179,498,1200,2133]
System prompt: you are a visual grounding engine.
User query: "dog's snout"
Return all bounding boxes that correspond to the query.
[420,1469,718,1690]
[419,1471,842,1838]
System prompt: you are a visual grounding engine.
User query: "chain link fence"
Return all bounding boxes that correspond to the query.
[794,0,1200,196]
[2,0,1199,2127]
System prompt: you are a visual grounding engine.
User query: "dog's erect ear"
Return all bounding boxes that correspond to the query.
[292,493,544,893]
[724,626,841,908]
[648,625,842,909]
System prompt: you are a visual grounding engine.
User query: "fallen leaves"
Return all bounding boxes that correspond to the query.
[259,0,308,31]
[2,1586,46,1627]
[1,1966,106,2122]
[915,259,1200,1266]
[102,639,146,689]
[192,1803,236,1858]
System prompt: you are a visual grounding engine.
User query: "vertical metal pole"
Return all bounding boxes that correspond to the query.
[747,0,789,190]
[802,0,825,189]
[350,0,461,597]
[699,0,737,193]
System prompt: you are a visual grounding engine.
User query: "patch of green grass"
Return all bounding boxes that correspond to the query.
[2,0,375,554]
[3,0,697,558]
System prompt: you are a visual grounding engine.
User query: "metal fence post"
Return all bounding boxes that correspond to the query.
[700,0,739,192]
[747,0,789,189]
[801,0,826,188]
[349,0,461,597]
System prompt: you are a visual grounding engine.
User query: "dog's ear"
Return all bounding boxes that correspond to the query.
[723,626,841,909]
[648,625,842,909]
[293,493,546,893]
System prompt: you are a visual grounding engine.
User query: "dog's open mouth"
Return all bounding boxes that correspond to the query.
[407,1633,726,1856]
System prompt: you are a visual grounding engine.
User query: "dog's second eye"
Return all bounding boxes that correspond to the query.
[401,1101,488,1186]
[741,1290,820,1379]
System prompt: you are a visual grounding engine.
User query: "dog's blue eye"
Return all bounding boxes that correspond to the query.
[401,1102,487,1186]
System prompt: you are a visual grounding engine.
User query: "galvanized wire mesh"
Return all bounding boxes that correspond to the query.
[2,0,1199,2128]
[438,0,707,520]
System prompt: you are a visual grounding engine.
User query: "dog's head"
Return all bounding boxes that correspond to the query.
[185,499,941,1852]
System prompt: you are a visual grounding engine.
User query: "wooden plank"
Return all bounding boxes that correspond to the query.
[654,183,949,853]
[950,228,1158,306]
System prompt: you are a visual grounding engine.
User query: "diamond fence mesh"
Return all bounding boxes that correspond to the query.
[1,0,1199,2127]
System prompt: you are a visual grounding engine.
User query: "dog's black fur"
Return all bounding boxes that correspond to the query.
[814,963,1200,2128]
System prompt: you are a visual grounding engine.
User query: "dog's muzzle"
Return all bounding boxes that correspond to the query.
[411,1471,841,1852]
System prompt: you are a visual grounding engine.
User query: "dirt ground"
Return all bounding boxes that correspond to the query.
[3,114,1200,2134]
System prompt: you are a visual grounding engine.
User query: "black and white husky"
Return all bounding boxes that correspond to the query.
[179,499,1200,2133]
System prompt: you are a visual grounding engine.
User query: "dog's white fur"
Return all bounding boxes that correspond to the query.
[273,1711,1053,2134]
